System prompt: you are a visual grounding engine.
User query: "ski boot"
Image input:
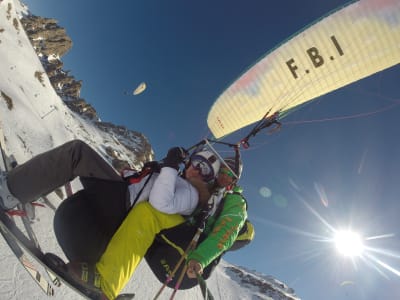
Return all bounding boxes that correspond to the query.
[44,253,107,299]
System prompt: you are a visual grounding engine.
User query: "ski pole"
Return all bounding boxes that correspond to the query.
[165,192,219,299]
[197,272,215,300]
[153,163,216,300]
[168,221,210,299]
[169,264,188,300]
[152,227,203,300]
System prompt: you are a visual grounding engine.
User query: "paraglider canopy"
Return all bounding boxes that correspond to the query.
[207,0,400,139]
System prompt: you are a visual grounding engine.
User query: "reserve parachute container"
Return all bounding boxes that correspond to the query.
[207,0,400,139]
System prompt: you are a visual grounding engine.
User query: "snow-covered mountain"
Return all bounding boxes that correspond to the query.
[0,1,300,299]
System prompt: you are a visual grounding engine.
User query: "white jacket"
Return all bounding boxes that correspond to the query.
[126,167,199,215]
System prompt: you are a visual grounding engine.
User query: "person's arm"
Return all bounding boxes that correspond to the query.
[147,146,198,214]
[149,167,198,215]
[186,192,247,275]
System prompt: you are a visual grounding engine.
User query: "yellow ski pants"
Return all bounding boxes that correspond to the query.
[96,201,184,300]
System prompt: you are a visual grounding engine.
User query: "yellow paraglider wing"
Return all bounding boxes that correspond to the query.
[207,0,400,139]
[133,82,147,95]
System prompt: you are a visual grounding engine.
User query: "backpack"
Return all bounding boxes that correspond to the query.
[228,219,255,251]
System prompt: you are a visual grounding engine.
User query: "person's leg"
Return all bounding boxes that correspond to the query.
[96,202,184,300]
[7,140,121,203]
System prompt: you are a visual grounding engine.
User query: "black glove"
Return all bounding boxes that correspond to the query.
[163,147,188,170]
[143,161,161,173]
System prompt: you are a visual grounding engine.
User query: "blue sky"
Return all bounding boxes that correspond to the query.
[23,1,400,299]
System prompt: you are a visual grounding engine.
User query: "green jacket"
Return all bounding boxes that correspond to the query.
[187,186,247,268]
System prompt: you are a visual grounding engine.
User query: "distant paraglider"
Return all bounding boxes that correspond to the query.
[340,281,355,287]
[124,82,147,96]
[133,82,146,95]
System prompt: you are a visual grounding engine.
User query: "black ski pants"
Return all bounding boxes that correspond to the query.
[7,139,122,203]
[7,140,129,262]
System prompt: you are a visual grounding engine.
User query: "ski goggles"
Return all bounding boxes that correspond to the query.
[190,157,213,181]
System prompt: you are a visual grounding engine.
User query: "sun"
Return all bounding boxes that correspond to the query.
[334,230,364,257]
[281,187,400,278]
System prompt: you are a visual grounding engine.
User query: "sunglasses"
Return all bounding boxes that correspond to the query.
[219,168,235,178]
[191,157,213,181]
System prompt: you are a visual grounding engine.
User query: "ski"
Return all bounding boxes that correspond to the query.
[0,198,137,299]
[0,122,56,296]
[0,220,55,296]
[0,208,104,299]
[0,124,134,299]
[0,212,136,299]
[0,126,94,298]
[18,202,62,287]
[4,140,62,289]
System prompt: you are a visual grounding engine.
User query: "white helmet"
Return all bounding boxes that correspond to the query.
[190,150,220,182]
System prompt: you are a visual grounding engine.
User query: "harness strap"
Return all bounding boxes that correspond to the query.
[130,172,153,209]
[123,168,152,184]
[160,234,185,256]
[6,202,45,217]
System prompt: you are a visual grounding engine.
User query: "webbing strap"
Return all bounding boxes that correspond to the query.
[6,202,45,217]
[129,172,153,209]
[125,168,151,184]
[160,234,185,256]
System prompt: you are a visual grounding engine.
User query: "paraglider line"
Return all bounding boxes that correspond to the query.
[284,102,400,126]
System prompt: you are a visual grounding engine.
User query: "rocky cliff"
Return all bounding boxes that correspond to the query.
[19,14,153,169]
[224,264,300,300]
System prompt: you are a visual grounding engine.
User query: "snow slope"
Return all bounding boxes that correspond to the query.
[0,1,300,299]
